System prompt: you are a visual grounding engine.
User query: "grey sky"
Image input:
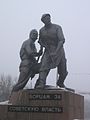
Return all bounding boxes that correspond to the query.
[0,0,90,91]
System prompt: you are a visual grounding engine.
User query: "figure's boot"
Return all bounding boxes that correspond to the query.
[56,72,68,88]
[34,78,45,89]
[57,78,66,88]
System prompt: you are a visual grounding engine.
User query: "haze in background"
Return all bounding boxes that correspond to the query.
[0,0,90,92]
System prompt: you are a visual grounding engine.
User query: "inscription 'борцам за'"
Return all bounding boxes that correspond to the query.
[29,94,62,100]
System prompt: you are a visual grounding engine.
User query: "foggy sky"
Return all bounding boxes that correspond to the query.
[0,0,90,91]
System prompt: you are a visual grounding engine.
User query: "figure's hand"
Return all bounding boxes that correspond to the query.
[38,49,43,56]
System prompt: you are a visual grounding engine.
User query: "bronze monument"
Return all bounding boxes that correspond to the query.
[12,14,68,91]
[0,14,84,120]
[35,14,68,89]
[12,29,42,91]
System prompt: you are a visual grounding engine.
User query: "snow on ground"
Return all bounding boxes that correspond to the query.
[0,100,12,105]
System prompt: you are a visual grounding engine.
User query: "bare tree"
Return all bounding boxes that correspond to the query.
[0,74,17,102]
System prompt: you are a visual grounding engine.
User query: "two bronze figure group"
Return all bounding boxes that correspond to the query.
[12,14,68,91]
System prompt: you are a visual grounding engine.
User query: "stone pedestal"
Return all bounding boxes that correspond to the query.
[0,89,84,120]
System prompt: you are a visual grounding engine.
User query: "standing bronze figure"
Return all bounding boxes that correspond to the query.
[12,29,42,91]
[35,14,68,89]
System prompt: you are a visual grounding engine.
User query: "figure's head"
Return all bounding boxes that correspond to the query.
[41,13,51,25]
[29,29,38,42]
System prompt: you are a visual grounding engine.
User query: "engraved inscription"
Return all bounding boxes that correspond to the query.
[29,94,62,100]
[8,106,63,113]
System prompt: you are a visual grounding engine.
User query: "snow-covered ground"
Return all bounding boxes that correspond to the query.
[0,100,12,105]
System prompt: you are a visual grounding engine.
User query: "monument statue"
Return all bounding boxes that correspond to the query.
[0,14,84,120]
[35,14,68,89]
[12,14,68,91]
[12,29,42,91]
